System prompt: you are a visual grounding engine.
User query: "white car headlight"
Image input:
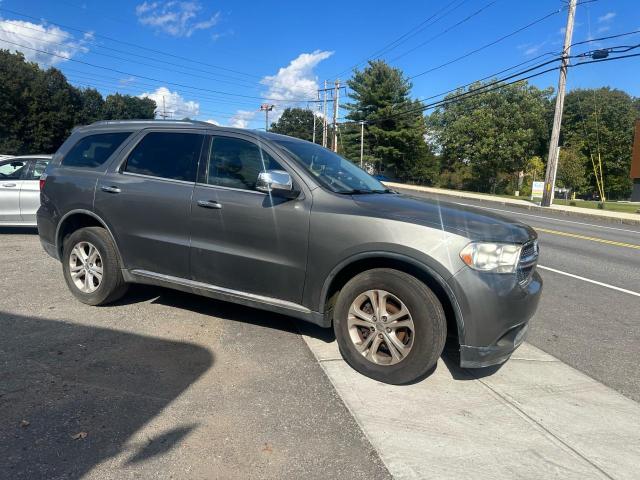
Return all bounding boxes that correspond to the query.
[460,242,522,273]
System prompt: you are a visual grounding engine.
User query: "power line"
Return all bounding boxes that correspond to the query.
[0,37,317,102]
[0,6,262,79]
[388,0,500,64]
[408,6,563,79]
[331,0,472,78]
[0,26,261,90]
[339,46,640,126]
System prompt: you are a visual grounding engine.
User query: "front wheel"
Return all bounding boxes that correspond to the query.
[62,226,128,305]
[333,268,446,384]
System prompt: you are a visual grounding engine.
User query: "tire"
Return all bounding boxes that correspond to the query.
[62,226,128,306]
[333,268,446,384]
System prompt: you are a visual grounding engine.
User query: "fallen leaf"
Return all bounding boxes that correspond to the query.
[70,431,88,440]
[20,420,30,428]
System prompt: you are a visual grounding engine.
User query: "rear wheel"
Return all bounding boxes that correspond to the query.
[333,268,446,384]
[62,226,128,305]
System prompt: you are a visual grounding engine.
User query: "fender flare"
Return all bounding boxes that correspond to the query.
[318,251,465,341]
[55,209,125,267]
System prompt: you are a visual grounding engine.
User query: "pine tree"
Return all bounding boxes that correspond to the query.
[343,60,437,182]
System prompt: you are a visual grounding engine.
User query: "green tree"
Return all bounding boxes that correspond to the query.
[562,88,637,199]
[556,147,587,195]
[428,80,553,193]
[102,93,156,120]
[76,88,105,125]
[269,108,322,142]
[344,60,437,182]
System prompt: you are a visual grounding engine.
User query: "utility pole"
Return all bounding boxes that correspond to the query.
[360,121,365,168]
[260,104,274,131]
[541,0,577,207]
[322,80,328,147]
[158,95,169,120]
[332,79,340,152]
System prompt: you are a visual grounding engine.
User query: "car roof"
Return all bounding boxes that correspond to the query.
[2,154,53,160]
[75,119,260,136]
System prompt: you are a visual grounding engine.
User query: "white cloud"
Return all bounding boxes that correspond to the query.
[225,50,333,129]
[598,12,616,23]
[229,110,256,129]
[135,1,221,37]
[597,25,611,34]
[261,50,333,103]
[119,76,137,86]
[139,86,200,119]
[0,18,90,66]
[205,119,220,125]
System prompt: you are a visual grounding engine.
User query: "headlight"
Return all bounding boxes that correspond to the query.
[460,242,522,273]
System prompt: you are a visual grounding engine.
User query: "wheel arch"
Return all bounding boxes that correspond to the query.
[320,253,464,343]
[55,210,124,267]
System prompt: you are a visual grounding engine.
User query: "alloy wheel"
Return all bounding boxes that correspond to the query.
[69,241,103,293]
[347,289,415,365]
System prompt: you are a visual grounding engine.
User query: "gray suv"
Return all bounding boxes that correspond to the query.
[38,120,542,384]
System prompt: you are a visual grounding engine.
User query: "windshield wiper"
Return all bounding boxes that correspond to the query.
[337,188,396,195]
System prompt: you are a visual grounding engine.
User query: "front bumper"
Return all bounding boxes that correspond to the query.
[449,268,542,368]
[460,321,529,368]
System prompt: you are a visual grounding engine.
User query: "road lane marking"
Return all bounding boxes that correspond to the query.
[535,227,640,249]
[449,201,640,235]
[538,265,640,297]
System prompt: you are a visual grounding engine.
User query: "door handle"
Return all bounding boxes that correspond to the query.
[100,185,121,194]
[197,200,222,209]
[1,183,17,187]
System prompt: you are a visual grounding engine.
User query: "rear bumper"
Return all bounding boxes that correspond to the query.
[448,268,542,368]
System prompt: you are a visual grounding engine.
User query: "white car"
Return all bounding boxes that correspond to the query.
[0,155,51,226]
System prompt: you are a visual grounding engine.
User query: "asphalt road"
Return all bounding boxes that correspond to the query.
[0,228,390,480]
[396,188,640,402]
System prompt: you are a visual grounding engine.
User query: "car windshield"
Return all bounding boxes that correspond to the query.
[272,138,388,194]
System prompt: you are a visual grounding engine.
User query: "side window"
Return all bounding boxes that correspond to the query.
[206,136,282,191]
[124,132,203,182]
[62,132,132,168]
[28,159,50,180]
[0,160,28,180]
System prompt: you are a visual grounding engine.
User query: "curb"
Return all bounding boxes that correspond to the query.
[386,183,640,227]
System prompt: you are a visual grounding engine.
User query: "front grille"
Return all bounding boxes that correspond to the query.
[517,240,538,286]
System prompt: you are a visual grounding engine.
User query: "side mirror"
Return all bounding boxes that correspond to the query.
[256,170,298,198]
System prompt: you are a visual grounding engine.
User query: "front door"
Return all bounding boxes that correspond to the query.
[189,134,311,303]
[95,130,204,278]
[0,159,28,223]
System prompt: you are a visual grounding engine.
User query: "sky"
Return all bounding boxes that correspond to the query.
[0,0,638,130]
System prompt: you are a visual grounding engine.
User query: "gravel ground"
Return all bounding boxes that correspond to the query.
[0,228,391,480]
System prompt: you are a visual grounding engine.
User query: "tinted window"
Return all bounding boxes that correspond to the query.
[272,139,385,194]
[63,132,132,168]
[0,159,28,180]
[28,159,50,180]
[125,132,203,182]
[206,136,282,191]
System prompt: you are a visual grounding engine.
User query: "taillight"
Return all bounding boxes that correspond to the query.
[39,173,48,191]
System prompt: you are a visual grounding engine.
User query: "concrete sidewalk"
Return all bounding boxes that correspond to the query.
[302,336,640,480]
[385,182,640,226]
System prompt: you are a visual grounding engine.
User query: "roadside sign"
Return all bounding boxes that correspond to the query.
[531,181,545,198]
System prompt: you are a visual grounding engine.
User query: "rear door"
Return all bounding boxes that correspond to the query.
[0,159,29,223]
[94,129,204,278]
[19,158,50,223]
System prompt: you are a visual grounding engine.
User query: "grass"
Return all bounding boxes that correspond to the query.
[550,198,640,214]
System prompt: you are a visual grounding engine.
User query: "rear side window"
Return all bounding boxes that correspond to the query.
[27,159,50,180]
[124,132,203,182]
[62,132,132,168]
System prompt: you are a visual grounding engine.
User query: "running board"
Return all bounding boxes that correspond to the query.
[129,269,318,320]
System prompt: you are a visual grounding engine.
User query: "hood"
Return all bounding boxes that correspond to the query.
[352,192,536,243]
